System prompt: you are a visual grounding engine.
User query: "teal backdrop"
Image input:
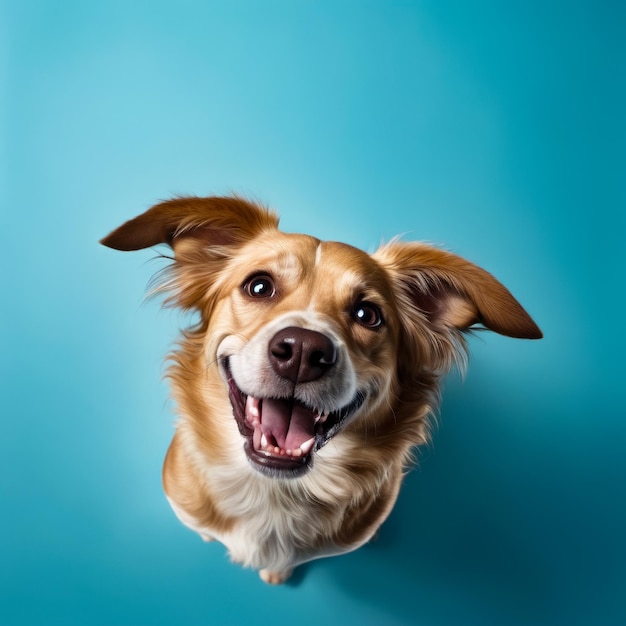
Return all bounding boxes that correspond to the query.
[2,2,624,625]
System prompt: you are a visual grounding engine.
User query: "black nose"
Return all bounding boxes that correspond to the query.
[268,327,337,384]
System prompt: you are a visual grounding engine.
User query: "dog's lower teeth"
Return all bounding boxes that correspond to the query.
[300,437,315,455]
[255,433,315,459]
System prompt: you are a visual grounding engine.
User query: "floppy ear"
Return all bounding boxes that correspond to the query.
[100,196,279,311]
[100,195,279,253]
[373,241,542,340]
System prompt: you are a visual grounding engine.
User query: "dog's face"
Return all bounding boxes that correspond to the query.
[101,196,542,479]
[209,232,400,476]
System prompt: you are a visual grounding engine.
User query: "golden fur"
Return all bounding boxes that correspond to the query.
[101,196,542,584]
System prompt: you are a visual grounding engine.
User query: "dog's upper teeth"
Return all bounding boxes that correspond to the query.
[314,411,329,424]
[246,395,261,423]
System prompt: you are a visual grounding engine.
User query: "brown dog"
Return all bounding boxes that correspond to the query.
[101,196,541,583]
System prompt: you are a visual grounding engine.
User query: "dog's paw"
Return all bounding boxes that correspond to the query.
[259,568,293,585]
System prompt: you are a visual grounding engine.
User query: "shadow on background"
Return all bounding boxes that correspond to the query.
[312,370,624,626]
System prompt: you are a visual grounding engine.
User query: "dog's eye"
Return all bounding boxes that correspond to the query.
[243,274,276,299]
[352,302,383,329]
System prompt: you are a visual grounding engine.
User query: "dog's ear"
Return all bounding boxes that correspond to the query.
[373,241,542,340]
[101,196,279,312]
[100,196,279,253]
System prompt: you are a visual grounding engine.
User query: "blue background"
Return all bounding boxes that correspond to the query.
[2,2,624,625]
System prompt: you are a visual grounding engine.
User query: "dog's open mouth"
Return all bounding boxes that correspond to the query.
[224,360,364,477]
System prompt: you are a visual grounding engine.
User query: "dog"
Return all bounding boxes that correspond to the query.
[101,195,542,584]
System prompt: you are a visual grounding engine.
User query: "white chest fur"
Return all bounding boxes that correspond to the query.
[167,441,378,573]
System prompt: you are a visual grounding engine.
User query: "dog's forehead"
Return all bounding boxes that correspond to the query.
[241,231,369,264]
[233,232,391,295]
[232,232,320,280]
[316,240,384,281]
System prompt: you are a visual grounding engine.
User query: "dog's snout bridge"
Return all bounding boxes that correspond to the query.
[268,327,337,384]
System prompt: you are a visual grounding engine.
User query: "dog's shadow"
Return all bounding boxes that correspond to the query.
[286,379,549,625]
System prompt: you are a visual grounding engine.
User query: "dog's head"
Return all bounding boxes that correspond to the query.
[102,196,541,478]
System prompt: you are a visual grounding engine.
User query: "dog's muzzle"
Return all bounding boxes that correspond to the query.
[223,327,364,478]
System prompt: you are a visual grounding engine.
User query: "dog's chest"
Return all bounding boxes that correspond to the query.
[214,477,350,571]
[168,434,377,572]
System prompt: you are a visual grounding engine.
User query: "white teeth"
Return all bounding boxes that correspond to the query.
[256,435,315,458]
[299,437,315,456]
[314,411,329,425]
[246,396,261,422]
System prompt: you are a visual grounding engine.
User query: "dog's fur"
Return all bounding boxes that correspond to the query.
[101,196,542,584]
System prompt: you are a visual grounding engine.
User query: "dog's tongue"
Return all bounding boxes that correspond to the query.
[261,398,315,452]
